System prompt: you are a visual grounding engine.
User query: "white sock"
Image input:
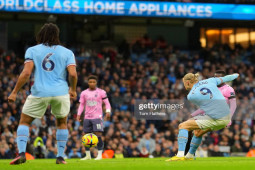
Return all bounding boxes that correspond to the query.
[97,150,102,158]
[176,151,185,157]
[185,152,195,159]
[86,151,91,158]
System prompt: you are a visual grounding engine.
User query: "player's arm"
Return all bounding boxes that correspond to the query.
[102,91,111,120]
[8,62,34,102]
[226,99,237,127]
[66,51,77,99]
[103,97,111,113]
[215,73,239,85]
[77,92,86,122]
[227,88,237,118]
[77,102,85,122]
[67,65,78,99]
[191,108,205,117]
[227,89,237,127]
[229,98,237,118]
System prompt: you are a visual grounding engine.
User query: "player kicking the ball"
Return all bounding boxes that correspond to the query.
[8,23,77,165]
[77,75,111,160]
[184,70,237,159]
[191,70,237,126]
[166,72,239,161]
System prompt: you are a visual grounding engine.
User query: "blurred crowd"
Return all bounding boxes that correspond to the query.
[0,35,255,159]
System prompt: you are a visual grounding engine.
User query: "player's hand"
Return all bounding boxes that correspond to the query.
[69,89,77,99]
[8,92,17,103]
[233,73,239,77]
[105,112,111,120]
[77,115,81,122]
[226,120,232,127]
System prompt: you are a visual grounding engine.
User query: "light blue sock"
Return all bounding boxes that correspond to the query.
[178,129,188,151]
[56,129,68,157]
[17,125,29,153]
[188,136,202,155]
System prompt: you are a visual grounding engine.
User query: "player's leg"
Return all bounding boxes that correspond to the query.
[185,129,211,159]
[51,94,70,164]
[10,95,46,165]
[177,120,200,156]
[81,119,93,160]
[185,114,228,159]
[17,114,35,153]
[55,116,68,164]
[94,131,103,160]
[166,119,200,161]
[185,131,193,155]
[10,113,35,165]
[92,119,104,160]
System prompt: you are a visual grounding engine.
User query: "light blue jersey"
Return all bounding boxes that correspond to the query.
[187,74,238,119]
[25,44,76,97]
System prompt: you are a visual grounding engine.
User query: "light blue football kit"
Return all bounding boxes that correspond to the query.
[17,44,75,157]
[25,44,76,97]
[187,75,238,119]
[177,74,238,157]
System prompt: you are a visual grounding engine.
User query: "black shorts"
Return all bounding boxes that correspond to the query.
[83,119,104,133]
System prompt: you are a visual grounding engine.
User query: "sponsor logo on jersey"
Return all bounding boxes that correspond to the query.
[87,100,97,106]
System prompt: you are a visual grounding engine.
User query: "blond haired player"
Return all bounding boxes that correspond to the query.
[166,72,239,161]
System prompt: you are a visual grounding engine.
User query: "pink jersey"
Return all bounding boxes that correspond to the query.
[78,88,111,119]
[218,84,236,104]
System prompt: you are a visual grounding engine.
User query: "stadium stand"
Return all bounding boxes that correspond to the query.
[0,36,255,159]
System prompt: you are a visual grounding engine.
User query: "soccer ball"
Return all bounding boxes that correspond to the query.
[82,133,98,148]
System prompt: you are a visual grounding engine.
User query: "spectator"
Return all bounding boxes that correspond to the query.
[0,147,10,159]
[139,147,149,158]
[147,124,158,135]
[152,144,163,157]
[68,148,81,158]
[209,145,223,157]
[33,136,46,158]
[231,141,242,152]
[138,132,156,155]
[196,145,208,157]
[242,141,251,152]
[120,117,130,131]
[115,149,124,159]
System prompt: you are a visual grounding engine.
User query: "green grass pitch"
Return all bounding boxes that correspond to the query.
[0,157,254,170]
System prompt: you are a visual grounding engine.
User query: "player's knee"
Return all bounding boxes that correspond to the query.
[19,119,30,126]
[56,116,67,129]
[179,123,185,129]
[179,122,191,131]
[194,130,200,137]
[194,130,204,137]
[57,123,67,129]
[94,132,102,137]
[19,113,34,126]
